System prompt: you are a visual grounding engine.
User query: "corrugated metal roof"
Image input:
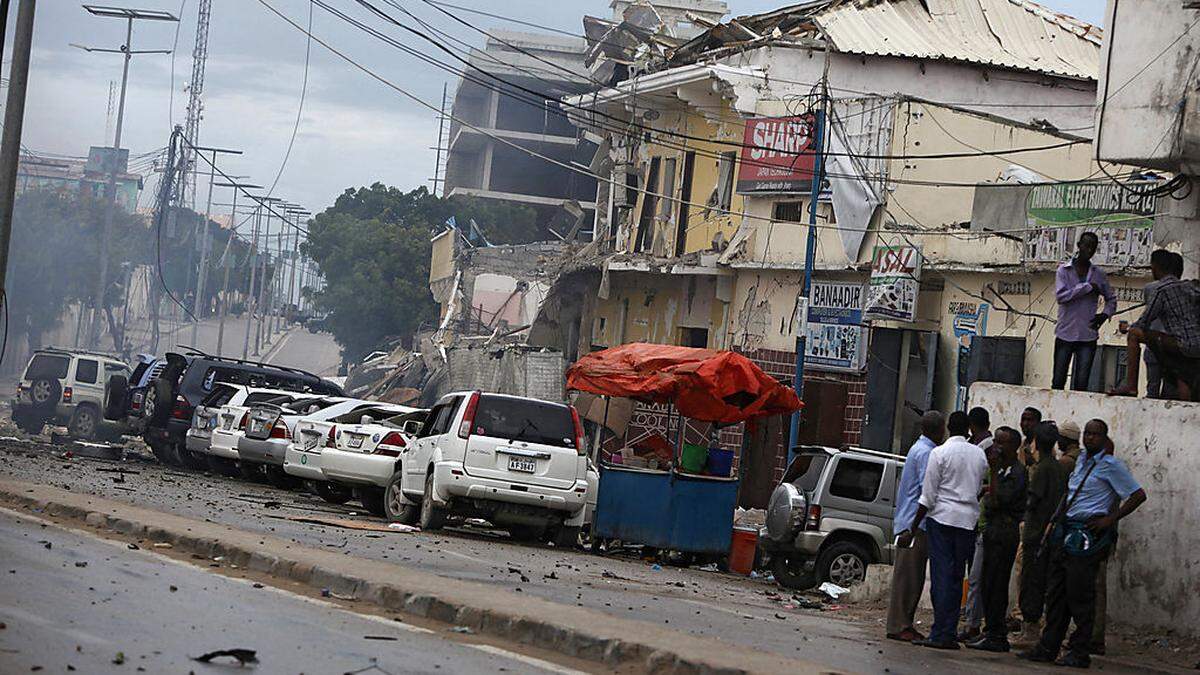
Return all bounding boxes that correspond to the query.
[814,0,1101,80]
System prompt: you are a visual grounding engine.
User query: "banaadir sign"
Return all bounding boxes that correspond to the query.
[736,115,817,193]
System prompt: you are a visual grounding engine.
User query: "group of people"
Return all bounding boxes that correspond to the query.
[886,405,1148,669]
[1053,231,1199,400]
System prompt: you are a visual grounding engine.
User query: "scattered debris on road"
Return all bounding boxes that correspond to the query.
[192,648,258,665]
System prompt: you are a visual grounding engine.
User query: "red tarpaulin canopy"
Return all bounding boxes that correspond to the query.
[565,343,803,424]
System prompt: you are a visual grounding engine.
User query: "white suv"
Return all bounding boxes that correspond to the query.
[11,348,131,440]
[398,391,590,546]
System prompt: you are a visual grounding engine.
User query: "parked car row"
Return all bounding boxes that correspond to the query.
[5,347,600,546]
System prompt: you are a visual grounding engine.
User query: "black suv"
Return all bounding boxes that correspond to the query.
[106,350,343,467]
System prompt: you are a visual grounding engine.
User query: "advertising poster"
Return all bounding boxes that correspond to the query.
[736,114,818,193]
[1024,182,1157,267]
[864,244,922,322]
[805,281,867,372]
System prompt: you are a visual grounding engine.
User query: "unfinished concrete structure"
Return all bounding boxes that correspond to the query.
[442,30,598,229]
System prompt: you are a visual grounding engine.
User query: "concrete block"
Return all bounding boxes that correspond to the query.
[844,564,891,605]
[84,512,106,527]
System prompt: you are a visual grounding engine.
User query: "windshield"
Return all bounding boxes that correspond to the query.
[26,353,69,380]
[474,395,575,449]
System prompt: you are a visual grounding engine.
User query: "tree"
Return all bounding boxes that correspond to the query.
[302,184,541,361]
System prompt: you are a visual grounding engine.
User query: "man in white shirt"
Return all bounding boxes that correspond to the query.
[902,411,989,649]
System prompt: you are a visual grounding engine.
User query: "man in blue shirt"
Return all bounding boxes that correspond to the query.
[886,410,945,642]
[1019,419,1147,669]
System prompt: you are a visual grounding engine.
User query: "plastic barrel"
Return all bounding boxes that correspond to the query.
[729,527,758,575]
[706,448,734,477]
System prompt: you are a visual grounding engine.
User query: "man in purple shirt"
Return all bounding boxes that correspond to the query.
[1053,232,1117,391]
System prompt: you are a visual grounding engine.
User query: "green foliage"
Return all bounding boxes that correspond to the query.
[302,184,540,360]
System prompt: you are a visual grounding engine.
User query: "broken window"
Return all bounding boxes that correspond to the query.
[678,327,709,348]
[773,201,805,223]
[676,151,696,256]
[659,157,677,220]
[635,157,661,252]
[714,152,737,212]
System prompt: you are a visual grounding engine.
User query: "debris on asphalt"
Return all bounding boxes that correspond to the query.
[363,635,398,641]
[387,523,420,533]
[152,542,172,549]
[73,561,87,568]
[818,582,850,600]
[112,652,125,665]
[192,648,258,665]
[450,626,474,634]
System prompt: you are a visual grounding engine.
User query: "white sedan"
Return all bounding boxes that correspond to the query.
[321,407,428,517]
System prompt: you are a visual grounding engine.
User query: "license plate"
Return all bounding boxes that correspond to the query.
[348,435,363,449]
[507,456,537,473]
[303,434,318,451]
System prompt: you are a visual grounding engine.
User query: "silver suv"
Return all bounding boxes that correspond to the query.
[759,446,904,590]
[11,347,131,440]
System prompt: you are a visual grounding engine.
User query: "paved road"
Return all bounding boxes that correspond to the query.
[0,509,585,674]
[135,316,342,376]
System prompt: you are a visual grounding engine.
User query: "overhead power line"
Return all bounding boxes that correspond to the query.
[255,0,1149,239]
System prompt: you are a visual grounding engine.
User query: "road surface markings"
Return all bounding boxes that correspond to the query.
[467,644,589,675]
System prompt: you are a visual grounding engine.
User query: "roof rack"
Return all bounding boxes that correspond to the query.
[171,345,326,381]
[40,345,123,360]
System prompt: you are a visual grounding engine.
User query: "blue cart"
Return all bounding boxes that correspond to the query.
[593,464,739,555]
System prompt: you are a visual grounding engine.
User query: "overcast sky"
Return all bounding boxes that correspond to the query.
[10,0,1105,218]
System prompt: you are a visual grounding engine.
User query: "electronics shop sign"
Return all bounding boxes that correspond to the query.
[736,115,818,193]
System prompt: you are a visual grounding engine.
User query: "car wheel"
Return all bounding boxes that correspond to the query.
[816,541,869,588]
[313,481,353,505]
[265,466,297,490]
[384,472,419,524]
[418,472,447,531]
[151,442,183,467]
[181,449,209,472]
[509,525,545,542]
[146,379,174,425]
[30,378,60,411]
[770,552,818,591]
[358,487,386,517]
[12,409,45,435]
[553,525,581,549]
[68,406,98,440]
[207,455,241,478]
[104,374,128,421]
[238,461,265,482]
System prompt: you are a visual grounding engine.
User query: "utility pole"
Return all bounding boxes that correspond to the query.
[250,196,281,356]
[188,145,242,348]
[787,96,828,462]
[0,0,37,322]
[76,5,178,349]
[214,181,260,357]
[285,207,308,323]
[181,0,212,210]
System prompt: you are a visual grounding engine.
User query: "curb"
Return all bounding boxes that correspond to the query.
[0,480,822,675]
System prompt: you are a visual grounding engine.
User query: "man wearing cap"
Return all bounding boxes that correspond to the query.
[1057,422,1082,472]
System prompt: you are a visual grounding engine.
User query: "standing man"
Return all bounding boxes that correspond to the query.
[1018,422,1068,645]
[1141,250,1182,398]
[1018,407,1043,467]
[886,411,945,642]
[1057,421,1082,472]
[1019,420,1147,668]
[1053,232,1117,391]
[960,406,994,642]
[903,411,989,650]
[968,427,1027,652]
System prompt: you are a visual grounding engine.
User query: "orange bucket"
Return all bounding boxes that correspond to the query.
[729,527,758,576]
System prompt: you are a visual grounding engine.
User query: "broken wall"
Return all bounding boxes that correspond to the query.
[442,343,566,403]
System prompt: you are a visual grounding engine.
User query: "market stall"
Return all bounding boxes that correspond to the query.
[566,343,802,556]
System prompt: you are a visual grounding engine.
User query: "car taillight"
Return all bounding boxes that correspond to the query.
[131,393,142,411]
[270,422,290,439]
[239,412,250,430]
[326,425,337,448]
[62,387,73,402]
[570,406,586,456]
[805,505,822,531]
[172,395,193,420]
[458,391,481,439]
[376,431,406,457]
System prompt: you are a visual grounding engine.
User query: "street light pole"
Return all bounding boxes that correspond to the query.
[214,181,260,358]
[76,4,178,349]
[189,146,241,348]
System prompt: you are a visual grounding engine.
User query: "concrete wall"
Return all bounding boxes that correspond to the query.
[969,383,1200,636]
[1095,0,1200,171]
[591,271,728,349]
